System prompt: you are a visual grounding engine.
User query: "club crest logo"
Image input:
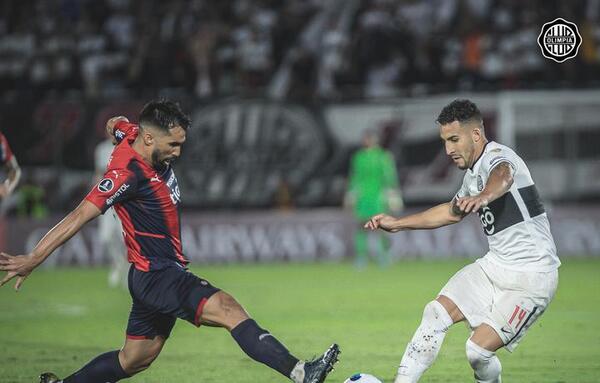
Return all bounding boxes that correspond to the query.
[98,178,115,193]
[537,18,582,63]
[477,175,484,191]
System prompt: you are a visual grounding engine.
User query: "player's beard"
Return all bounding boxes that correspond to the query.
[451,155,468,169]
[151,149,171,171]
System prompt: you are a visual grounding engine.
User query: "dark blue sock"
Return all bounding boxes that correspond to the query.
[63,350,129,383]
[231,319,299,377]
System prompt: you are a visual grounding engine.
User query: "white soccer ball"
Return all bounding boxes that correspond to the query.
[343,373,383,383]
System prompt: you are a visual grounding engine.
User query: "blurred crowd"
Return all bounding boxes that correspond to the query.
[1,0,599,101]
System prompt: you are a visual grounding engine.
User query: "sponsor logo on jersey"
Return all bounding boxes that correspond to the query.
[479,206,496,235]
[537,18,582,63]
[164,170,182,204]
[106,183,130,206]
[98,178,115,193]
[166,171,176,187]
[477,175,484,191]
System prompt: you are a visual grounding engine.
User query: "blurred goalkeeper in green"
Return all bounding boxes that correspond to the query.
[346,129,403,267]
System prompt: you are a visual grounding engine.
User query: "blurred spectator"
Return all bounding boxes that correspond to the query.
[0,0,596,99]
[0,130,21,215]
[16,175,47,220]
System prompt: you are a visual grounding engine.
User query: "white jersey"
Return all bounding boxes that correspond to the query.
[95,139,114,173]
[455,141,560,272]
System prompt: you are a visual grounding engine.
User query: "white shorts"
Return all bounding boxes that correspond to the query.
[439,257,558,352]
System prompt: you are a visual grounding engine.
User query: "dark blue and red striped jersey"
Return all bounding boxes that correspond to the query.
[85,121,187,272]
[0,132,14,165]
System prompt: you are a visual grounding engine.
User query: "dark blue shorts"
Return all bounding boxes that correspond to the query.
[126,265,220,340]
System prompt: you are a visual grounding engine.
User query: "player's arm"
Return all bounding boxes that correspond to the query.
[0,155,21,198]
[454,162,514,214]
[364,200,463,233]
[106,116,138,144]
[0,200,100,290]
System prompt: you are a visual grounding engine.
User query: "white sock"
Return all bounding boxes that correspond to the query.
[466,339,502,383]
[289,360,305,383]
[394,300,454,383]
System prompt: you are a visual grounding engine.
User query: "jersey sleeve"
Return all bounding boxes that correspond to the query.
[480,146,518,177]
[85,168,138,214]
[454,175,470,200]
[0,133,14,165]
[113,120,139,144]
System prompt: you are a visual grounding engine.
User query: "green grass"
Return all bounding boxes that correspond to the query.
[0,259,599,382]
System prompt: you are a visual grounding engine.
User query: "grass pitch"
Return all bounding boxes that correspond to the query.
[0,259,598,382]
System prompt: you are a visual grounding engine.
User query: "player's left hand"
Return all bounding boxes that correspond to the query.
[105,116,129,144]
[0,252,40,291]
[455,195,489,214]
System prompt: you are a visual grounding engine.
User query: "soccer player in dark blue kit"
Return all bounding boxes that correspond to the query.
[0,100,340,383]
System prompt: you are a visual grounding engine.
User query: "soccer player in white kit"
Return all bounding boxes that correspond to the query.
[365,99,560,383]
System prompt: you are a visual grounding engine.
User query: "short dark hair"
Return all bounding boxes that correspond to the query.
[436,99,482,126]
[139,99,191,132]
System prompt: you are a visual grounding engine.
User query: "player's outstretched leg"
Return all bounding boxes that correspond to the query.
[394,297,458,383]
[293,343,340,383]
[39,351,129,383]
[202,291,340,383]
[40,336,166,383]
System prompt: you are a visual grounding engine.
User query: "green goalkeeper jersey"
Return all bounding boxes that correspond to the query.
[349,146,399,219]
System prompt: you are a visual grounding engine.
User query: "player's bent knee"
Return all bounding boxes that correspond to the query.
[465,339,502,382]
[120,350,159,375]
[436,295,464,323]
[422,300,453,332]
[203,291,249,329]
[120,340,164,375]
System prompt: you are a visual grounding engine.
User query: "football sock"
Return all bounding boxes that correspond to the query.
[289,361,306,383]
[231,319,299,378]
[394,300,454,383]
[465,339,502,383]
[63,350,129,383]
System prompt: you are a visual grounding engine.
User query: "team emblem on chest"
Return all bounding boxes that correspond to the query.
[477,175,484,192]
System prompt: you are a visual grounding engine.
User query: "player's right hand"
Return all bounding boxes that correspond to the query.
[364,213,399,232]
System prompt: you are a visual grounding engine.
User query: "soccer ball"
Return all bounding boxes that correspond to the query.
[343,373,383,383]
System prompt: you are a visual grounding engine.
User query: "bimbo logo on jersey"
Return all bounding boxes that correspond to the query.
[98,178,114,193]
[537,18,582,63]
